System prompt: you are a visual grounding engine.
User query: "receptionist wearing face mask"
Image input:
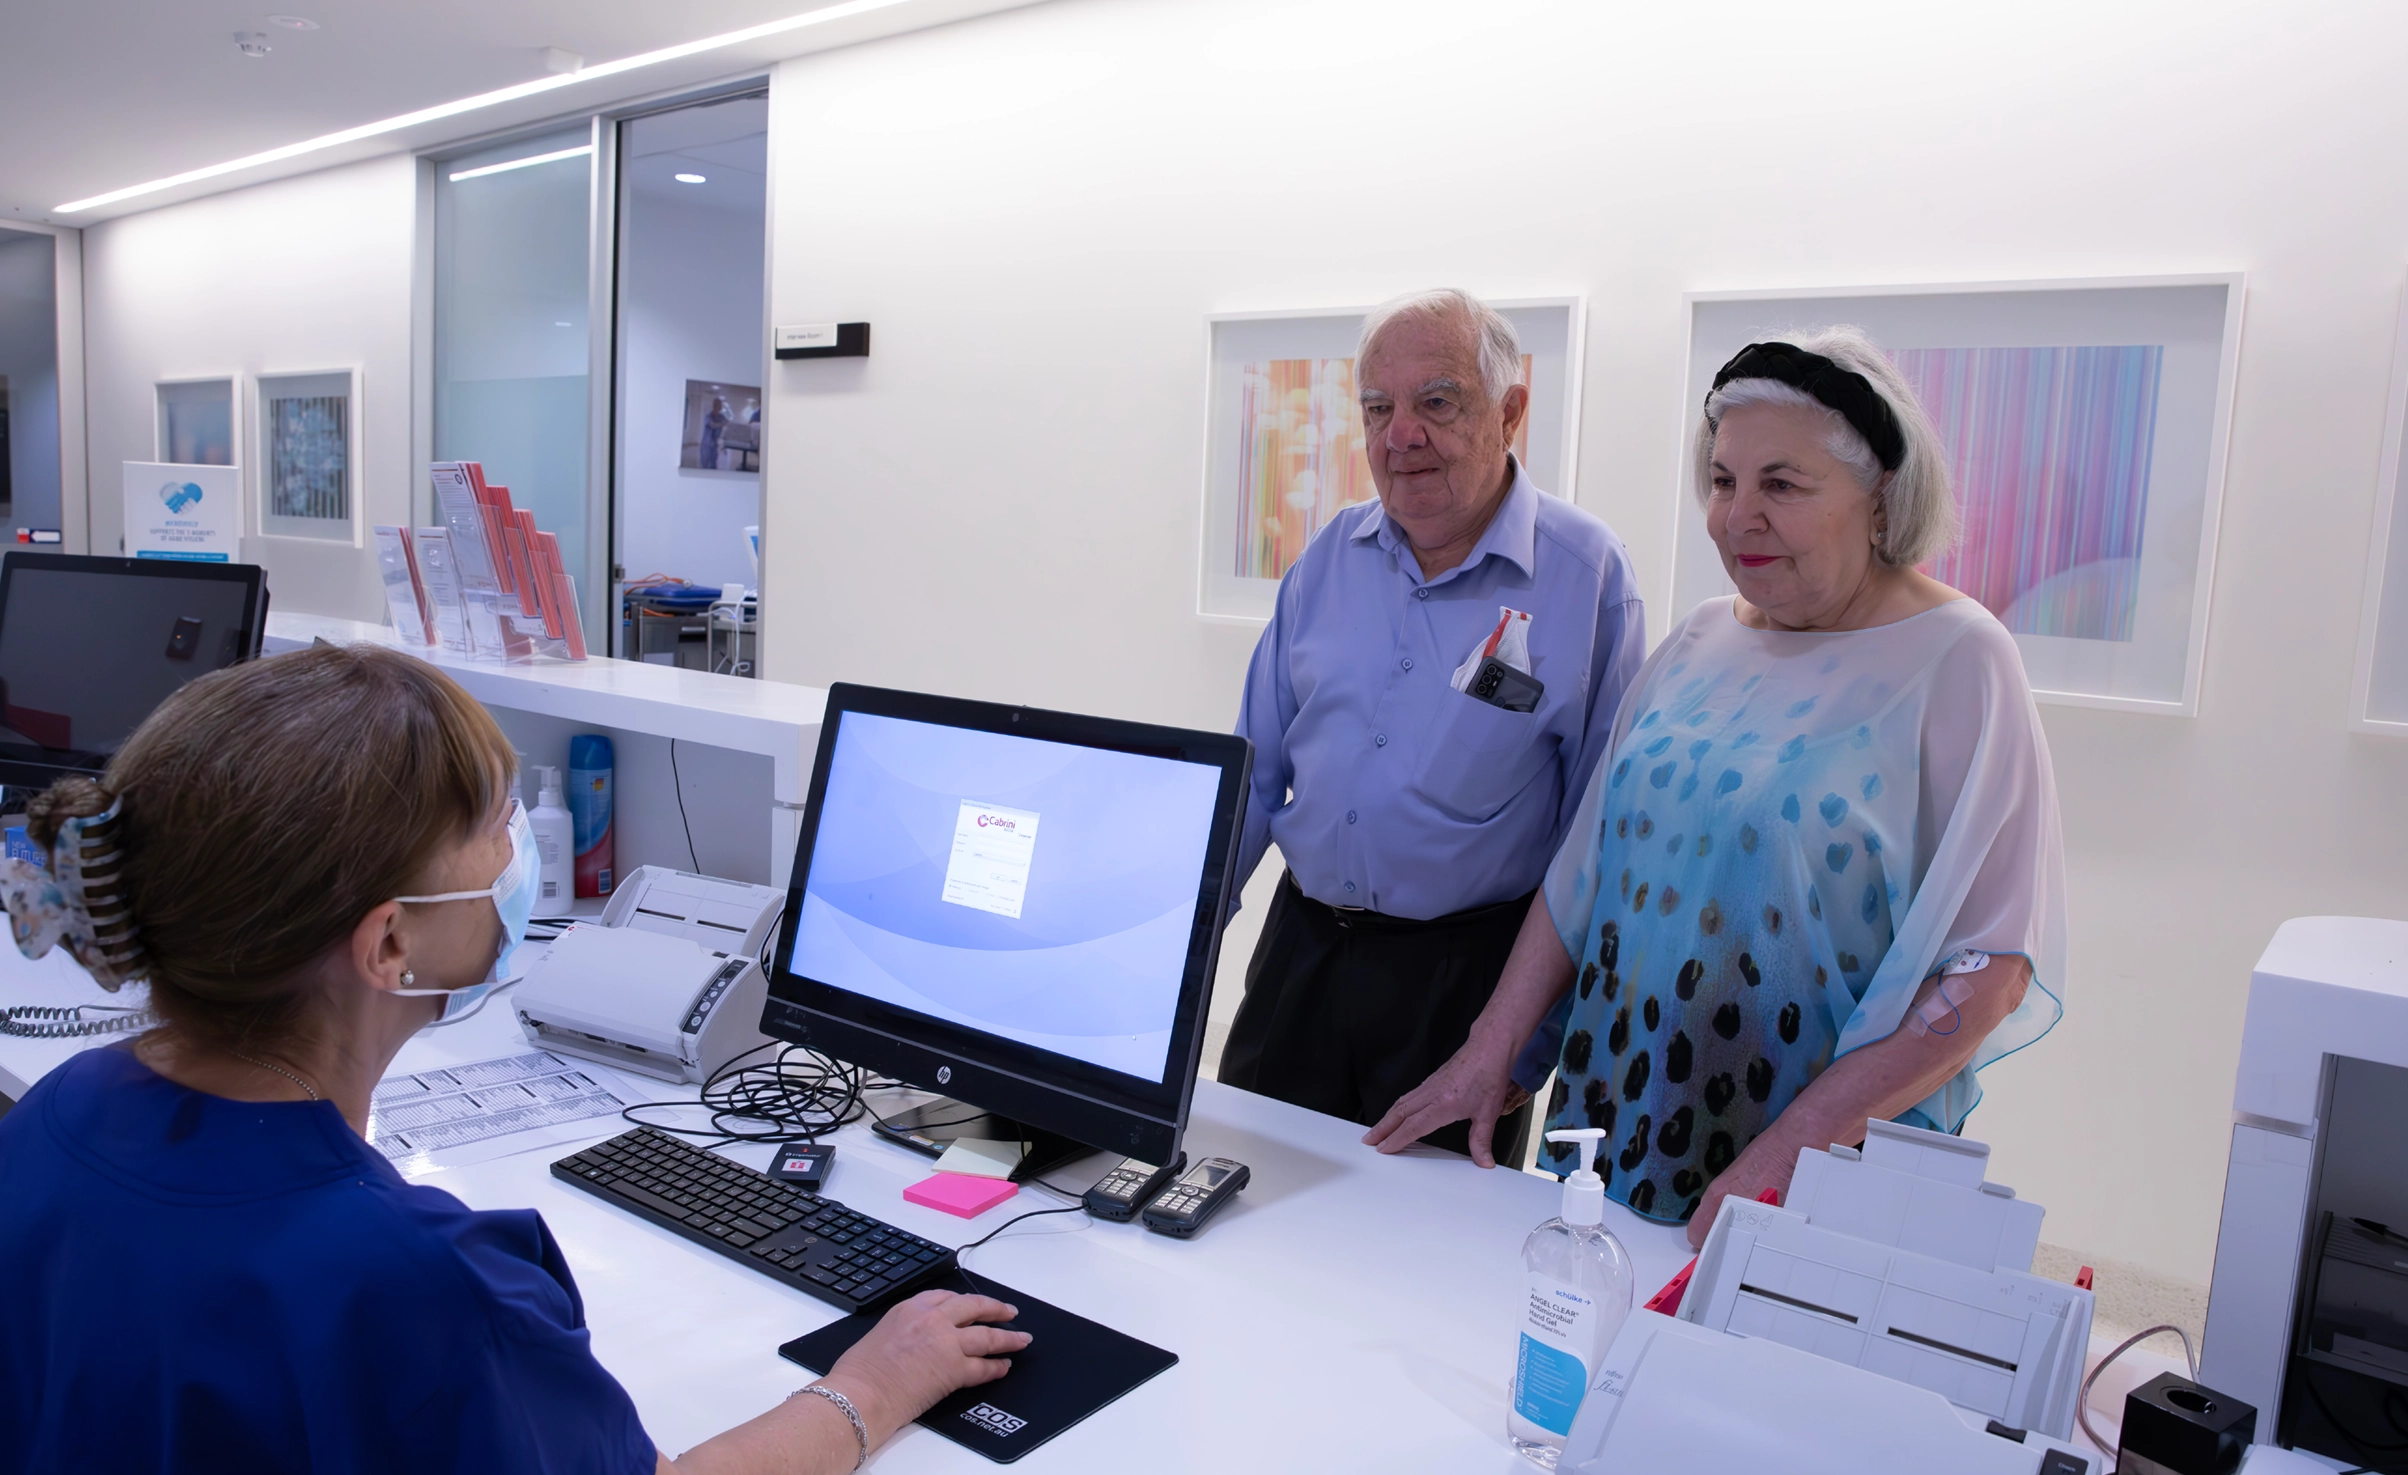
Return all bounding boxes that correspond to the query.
[0,645,1026,1473]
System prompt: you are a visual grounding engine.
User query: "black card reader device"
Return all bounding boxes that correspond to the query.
[1140,1156,1249,1238]
[769,1141,834,1190]
[1083,1154,1185,1222]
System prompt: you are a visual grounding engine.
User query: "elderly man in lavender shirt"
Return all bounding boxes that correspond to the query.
[1222,288,1646,1162]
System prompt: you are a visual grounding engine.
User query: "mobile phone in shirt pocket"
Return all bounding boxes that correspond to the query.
[1467,657,1543,712]
[1413,687,1553,821]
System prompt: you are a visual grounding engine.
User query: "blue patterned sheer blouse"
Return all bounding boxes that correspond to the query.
[1535,596,2067,1224]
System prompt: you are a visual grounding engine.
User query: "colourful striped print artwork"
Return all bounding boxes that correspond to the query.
[1234,355,1534,582]
[1893,344,2163,642]
[1234,358,1375,581]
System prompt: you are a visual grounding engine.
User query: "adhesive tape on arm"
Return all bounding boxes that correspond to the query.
[1907,971,1978,1038]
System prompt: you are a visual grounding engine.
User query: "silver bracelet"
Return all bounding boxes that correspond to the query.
[789,1383,869,1471]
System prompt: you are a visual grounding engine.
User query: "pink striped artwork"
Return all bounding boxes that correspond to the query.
[1894,345,2163,642]
[1232,354,1534,582]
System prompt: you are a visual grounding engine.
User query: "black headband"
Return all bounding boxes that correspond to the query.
[1707,341,1906,472]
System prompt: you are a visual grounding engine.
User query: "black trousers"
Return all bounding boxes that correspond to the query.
[1220,871,1535,1161]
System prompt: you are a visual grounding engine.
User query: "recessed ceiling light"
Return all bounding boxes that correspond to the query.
[233,31,272,57]
[268,15,318,29]
[56,0,916,214]
[446,144,594,182]
[674,173,706,184]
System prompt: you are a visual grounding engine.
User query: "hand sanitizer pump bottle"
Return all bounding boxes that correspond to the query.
[527,766,575,917]
[1507,1127,1635,1466]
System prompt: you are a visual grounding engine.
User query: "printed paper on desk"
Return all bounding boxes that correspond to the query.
[1451,606,1534,692]
[941,800,1040,920]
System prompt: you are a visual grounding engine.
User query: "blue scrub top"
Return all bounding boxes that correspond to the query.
[0,1044,657,1473]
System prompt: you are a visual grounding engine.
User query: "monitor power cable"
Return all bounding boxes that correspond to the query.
[668,739,700,872]
[618,1039,874,1147]
[950,1178,1094,1298]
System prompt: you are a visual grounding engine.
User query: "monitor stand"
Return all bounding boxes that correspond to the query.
[870,1098,1094,1183]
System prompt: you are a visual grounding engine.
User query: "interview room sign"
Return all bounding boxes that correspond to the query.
[124,461,240,561]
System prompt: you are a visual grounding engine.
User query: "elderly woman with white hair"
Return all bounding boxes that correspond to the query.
[1367,328,2067,1248]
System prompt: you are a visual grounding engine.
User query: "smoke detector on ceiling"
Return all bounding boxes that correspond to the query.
[233,31,272,57]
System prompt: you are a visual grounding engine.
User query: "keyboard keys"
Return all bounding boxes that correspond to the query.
[553,1130,950,1313]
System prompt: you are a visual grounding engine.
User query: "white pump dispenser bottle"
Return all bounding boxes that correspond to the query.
[1508,1127,1636,1466]
[528,766,575,917]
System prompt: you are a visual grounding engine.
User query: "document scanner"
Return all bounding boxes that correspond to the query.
[1562,1120,2103,1473]
[513,866,784,1084]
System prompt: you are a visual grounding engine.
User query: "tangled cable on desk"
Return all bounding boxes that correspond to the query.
[0,1004,154,1039]
[618,1041,888,1146]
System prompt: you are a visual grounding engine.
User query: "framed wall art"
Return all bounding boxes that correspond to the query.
[1672,276,2245,714]
[1197,297,1584,623]
[155,376,237,467]
[256,368,358,543]
[2349,278,2408,734]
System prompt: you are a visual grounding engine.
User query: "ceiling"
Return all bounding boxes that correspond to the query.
[0,0,1038,226]
[623,93,769,214]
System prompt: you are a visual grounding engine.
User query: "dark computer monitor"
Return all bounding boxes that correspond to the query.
[0,552,269,790]
[763,683,1253,1169]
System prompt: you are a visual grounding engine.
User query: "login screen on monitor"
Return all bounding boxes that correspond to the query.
[791,712,1225,1083]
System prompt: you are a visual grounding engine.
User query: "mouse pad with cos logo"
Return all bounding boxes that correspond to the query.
[777,1269,1177,1463]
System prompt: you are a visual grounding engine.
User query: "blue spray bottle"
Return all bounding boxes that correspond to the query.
[568,734,614,898]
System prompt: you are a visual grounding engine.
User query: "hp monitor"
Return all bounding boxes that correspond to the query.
[764,683,1253,1168]
[0,552,268,790]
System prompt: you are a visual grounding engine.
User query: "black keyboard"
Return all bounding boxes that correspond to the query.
[552,1128,956,1313]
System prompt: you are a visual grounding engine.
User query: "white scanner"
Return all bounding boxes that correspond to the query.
[1552,1119,2337,1473]
[1563,1120,2099,1473]
[513,866,785,1083]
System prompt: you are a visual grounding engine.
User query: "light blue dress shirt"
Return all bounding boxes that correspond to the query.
[1233,459,1647,922]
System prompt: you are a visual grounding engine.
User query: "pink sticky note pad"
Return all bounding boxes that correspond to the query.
[904,1171,1020,1219]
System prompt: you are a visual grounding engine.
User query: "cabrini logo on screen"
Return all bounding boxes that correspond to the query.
[974,814,1018,830]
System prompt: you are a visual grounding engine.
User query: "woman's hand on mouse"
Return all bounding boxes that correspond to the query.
[822,1290,1031,1445]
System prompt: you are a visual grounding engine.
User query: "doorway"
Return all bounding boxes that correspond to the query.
[611,91,768,671]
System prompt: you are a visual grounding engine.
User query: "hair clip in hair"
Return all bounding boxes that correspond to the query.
[0,796,148,991]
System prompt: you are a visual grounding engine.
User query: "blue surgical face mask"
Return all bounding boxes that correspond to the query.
[392,802,538,1026]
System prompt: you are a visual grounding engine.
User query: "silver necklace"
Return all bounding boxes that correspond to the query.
[228,1050,322,1102]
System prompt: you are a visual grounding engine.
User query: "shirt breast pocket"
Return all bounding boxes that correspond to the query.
[1410,689,1555,822]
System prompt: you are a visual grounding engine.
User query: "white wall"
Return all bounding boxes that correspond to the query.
[0,230,61,533]
[83,155,416,621]
[618,193,766,591]
[761,0,2408,1287]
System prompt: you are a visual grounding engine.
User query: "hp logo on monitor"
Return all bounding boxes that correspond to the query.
[936,1065,952,1085]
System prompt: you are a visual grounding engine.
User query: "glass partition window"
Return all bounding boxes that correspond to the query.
[432,127,595,606]
[0,227,60,534]
[157,379,235,466]
[256,370,355,541]
[615,94,767,606]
